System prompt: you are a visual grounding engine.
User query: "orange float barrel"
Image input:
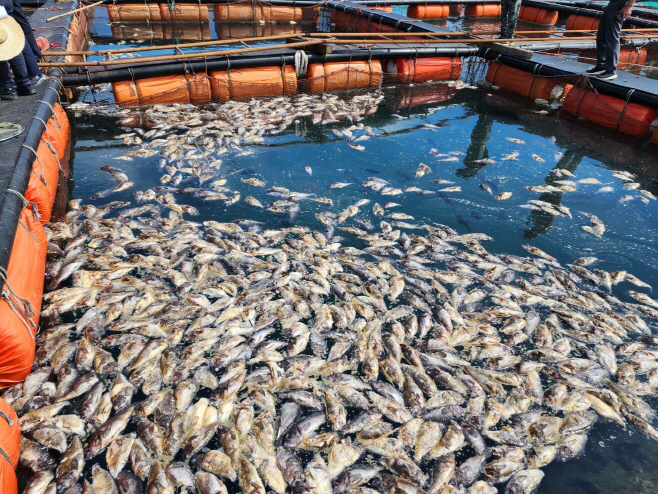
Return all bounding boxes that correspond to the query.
[106,4,162,22]
[387,57,461,83]
[0,458,16,494]
[24,104,70,223]
[407,5,450,19]
[305,61,382,93]
[465,4,502,17]
[209,66,297,101]
[518,6,558,25]
[0,399,20,469]
[24,137,60,224]
[0,207,46,389]
[563,86,658,137]
[259,5,303,21]
[486,61,571,100]
[565,14,600,30]
[160,3,209,21]
[113,73,212,106]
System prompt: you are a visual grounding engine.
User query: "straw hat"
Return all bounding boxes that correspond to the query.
[0,6,24,62]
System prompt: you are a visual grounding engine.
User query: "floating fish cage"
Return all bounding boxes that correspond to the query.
[3,0,658,493]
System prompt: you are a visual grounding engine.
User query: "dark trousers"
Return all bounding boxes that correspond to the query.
[22,42,40,78]
[12,0,41,59]
[596,0,628,72]
[500,0,522,38]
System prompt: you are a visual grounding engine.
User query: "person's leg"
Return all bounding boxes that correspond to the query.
[500,0,512,38]
[507,0,522,37]
[595,8,608,68]
[8,53,29,87]
[603,0,627,73]
[8,52,35,94]
[22,42,41,79]
[12,0,40,58]
[0,61,17,99]
[0,61,12,88]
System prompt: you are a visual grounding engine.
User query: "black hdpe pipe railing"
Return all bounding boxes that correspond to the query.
[0,74,61,294]
[514,37,650,50]
[480,48,658,108]
[543,0,658,22]
[520,0,658,29]
[328,2,445,32]
[60,45,478,86]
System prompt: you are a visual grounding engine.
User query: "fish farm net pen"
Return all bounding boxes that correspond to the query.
[66,54,658,141]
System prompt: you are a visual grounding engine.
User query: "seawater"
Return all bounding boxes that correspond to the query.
[65,7,658,494]
[68,84,658,493]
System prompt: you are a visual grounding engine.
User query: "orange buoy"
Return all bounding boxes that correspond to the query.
[465,4,502,17]
[407,5,450,19]
[0,207,46,389]
[565,14,600,30]
[210,66,297,101]
[106,4,162,22]
[387,57,461,83]
[24,138,59,224]
[563,86,658,136]
[518,5,558,25]
[160,3,209,21]
[0,461,16,494]
[305,61,382,92]
[213,3,261,21]
[0,399,20,469]
[355,15,397,32]
[113,73,212,106]
[24,104,69,223]
[486,61,571,100]
[259,5,303,21]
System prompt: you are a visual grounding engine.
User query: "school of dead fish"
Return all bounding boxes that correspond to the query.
[14,92,658,494]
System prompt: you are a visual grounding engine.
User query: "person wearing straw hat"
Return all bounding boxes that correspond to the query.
[8,0,46,87]
[0,3,35,100]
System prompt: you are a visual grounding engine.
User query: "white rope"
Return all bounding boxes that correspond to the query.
[0,267,37,338]
[6,189,41,221]
[294,50,308,79]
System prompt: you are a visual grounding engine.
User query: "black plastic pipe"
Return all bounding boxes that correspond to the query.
[513,37,651,50]
[480,48,658,108]
[544,0,658,22]
[0,75,61,293]
[328,2,448,32]
[60,45,478,85]
[520,0,658,29]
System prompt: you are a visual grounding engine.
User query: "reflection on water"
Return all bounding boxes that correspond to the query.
[69,82,658,493]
